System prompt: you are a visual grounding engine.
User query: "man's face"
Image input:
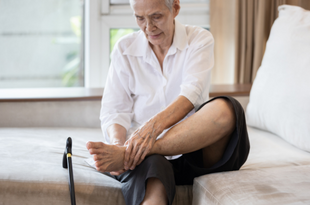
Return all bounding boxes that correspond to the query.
[133,0,179,47]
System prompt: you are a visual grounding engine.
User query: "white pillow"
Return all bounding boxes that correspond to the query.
[246,5,310,152]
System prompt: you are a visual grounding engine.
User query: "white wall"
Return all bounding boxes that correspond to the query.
[0,100,101,127]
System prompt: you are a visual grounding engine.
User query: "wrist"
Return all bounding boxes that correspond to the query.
[107,124,127,146]
[151,113,166,136]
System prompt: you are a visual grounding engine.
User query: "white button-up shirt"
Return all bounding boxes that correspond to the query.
[100,20,214,159]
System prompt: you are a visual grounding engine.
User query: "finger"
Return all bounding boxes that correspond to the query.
[124,140,129,146]
[127,144,139,170]
[132,129,139,135]
[124,142,133,169]
[137,157,144,166]
[138,149,149,165]
[136,143,151,167]
[130,145,145,170]
[137,148,149,166]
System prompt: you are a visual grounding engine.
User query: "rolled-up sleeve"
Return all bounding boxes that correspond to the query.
[100,50,134,144]
[180,31,214,110]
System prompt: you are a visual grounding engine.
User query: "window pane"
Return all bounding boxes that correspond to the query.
[0,0,84,88]
[110,28,138,54]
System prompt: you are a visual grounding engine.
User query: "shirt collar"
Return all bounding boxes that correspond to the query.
[123,20,188,58]
[172,19,189,51]
[123,30,149,57]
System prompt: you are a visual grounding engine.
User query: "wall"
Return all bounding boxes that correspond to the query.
[210,0,236,84]
[0,100,101,128]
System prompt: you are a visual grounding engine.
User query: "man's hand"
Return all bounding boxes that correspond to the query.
[123,96,194,170]
[124,119,162,170]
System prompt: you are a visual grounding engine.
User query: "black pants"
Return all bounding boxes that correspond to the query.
[107,96,250,205]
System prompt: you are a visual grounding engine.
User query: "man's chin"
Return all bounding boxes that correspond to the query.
[148,38,163,47]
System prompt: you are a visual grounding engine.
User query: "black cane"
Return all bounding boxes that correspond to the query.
[62,137,76,205]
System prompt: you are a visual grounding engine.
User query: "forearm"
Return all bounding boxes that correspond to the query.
[152,95,194,135]
[124,96,194,170]
[107,124,127,146]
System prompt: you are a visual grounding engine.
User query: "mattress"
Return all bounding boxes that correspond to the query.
[0,128,192,205]
[193,126,310,205]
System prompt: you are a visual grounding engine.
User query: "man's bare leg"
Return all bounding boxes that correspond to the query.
[146,98,235,168]
[140,177,168,205]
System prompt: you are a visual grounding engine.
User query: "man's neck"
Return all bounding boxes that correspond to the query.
[150,23,175,69]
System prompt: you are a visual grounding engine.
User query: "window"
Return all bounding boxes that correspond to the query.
[110,28,138,54]
[0,0,84,88]
[0,0,210,89]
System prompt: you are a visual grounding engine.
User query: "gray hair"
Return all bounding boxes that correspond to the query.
[130,0,174,11]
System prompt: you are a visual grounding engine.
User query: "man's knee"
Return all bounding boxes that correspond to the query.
[209,98,236,134]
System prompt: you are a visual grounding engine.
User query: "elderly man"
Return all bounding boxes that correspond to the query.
[86,0,250,204]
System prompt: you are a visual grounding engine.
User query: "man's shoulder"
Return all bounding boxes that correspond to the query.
[113,30,141,54]
[184,25,214,47]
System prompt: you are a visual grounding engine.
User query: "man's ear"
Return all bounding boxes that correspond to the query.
[173,0,180,18]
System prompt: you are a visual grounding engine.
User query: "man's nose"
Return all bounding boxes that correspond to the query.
[146,20,156,32]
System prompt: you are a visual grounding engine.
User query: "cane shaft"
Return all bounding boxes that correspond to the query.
[67,155,76,205]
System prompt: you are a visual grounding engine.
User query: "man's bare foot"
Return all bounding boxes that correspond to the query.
[86,141,126,172]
